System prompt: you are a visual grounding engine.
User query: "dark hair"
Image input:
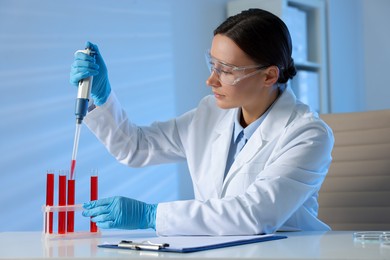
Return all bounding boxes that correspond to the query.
[214,8,296,84]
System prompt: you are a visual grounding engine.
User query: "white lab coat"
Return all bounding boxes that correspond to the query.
[84,86,334,236]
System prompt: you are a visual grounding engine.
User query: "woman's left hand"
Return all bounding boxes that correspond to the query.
[82,196,157,230]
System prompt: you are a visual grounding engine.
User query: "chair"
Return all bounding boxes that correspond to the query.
[319,110,390,230]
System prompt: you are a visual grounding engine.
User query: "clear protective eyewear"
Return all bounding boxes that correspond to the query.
[205,50,269,86]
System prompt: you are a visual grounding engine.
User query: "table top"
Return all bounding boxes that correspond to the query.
[0,230,389,259]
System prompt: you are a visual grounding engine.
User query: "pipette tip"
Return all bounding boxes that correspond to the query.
[70,159,76,180]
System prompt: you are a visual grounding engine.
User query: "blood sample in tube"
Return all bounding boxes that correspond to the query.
[67,179,75,232]
[58,171,67,234]
[45,171,54,234]
[90,170,98,232]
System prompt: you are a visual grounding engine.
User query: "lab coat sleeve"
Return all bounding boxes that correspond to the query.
[84,92,192,167]
[156,117,334,236]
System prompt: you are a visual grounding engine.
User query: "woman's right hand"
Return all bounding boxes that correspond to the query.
[70,41,111,106]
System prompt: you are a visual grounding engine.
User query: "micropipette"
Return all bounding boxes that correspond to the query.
[70,47,95,180]
[68,47,95,233]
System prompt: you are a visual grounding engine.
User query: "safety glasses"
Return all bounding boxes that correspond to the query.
[205,50,269,86]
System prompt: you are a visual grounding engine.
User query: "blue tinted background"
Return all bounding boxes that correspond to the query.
[0,0,225,232]
[0,0,389,232]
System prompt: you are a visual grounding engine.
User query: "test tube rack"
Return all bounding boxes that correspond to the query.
[43,171,100,240]
[42,204,100,240]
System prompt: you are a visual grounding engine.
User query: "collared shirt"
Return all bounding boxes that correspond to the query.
[224,108,270,180]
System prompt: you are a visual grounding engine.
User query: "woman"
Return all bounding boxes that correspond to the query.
[71,8,334,236]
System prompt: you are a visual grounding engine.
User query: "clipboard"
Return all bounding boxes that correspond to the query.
[98,234,287,253]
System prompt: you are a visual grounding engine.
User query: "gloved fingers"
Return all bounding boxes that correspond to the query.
[95,220,115,229]
[70,66,99,78]
[85,41,100,55]
[84,197,117,209]
[70,66,98,79]
[69,71,89,86]
[72,59,99,71]
[70,55,99,86]
[74,51,96,63]
[84,41,106,69]
[82,205,111,218]
[69,68,98,86]
[82,197,115,217]
[91,212,114,223]
[71,59,99,73]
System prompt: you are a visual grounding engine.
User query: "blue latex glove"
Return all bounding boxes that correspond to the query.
[70,41,111,106]
[82,196,157,230]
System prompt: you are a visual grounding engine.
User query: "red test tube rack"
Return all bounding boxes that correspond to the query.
[43,170,100,239]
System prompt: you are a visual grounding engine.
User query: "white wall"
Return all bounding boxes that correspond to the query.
[327,0,365,112]
[327,0,390,113]
[171,0,229,199]
[361,0,390,111]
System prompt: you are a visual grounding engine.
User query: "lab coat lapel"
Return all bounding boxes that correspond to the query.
[221,87,297,192]
[222,125,266,189]
[259,87,297,142]
[209,110,235,198]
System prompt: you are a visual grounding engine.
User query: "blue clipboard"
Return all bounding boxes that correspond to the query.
[98,234,287,253]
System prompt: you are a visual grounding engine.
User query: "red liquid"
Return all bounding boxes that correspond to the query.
[58,174,67,234]
[70,159,76,180]
[90,175,98,232]
[45,173,54,234]
[67,179,75,232]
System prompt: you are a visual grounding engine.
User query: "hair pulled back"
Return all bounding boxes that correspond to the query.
[214,8,296,84]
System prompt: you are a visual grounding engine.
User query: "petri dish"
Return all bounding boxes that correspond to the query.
[354,231,390,242]
[380,233,390,244]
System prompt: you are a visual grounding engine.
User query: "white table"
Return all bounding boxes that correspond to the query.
[0,230,389,259]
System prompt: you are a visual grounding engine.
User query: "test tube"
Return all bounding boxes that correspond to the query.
[67,177,75,233]
[90,169,98,232]
[58,170,67,234]
[45,170,54,234]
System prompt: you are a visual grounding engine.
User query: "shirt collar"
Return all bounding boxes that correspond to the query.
[233,107,270,142]
[233,110,244,141]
